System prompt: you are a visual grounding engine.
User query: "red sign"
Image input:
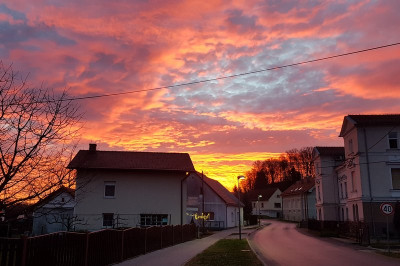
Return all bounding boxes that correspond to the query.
[380,203,394,215]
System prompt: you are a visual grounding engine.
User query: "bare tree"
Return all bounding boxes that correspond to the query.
[0,62,82,208]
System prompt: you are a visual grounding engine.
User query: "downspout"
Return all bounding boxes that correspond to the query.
[181,172,190,225]
[363,128,375,237]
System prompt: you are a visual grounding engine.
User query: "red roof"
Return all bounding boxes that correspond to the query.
[68,150,195,172]
[281,179,315,197]
[195,172,243,207]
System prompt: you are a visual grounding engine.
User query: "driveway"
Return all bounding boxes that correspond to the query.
[248,220,400,266]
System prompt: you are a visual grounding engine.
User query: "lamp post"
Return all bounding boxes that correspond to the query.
[258,194,262,227]
[237,175,245,240]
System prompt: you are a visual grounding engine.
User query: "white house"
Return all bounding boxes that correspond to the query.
[313,146,345,221]
[281,179,316,222]
[337,114,400,236]
[67,144,195,231]
[186,172,243,229]
[32,186,75,235]
[249,188,282,218]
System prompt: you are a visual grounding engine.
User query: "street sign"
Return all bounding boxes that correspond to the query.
[380,203,394,215]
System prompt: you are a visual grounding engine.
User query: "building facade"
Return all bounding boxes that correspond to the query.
[186,172,243,229]
[313,147,345,221]
[337,115,400,236]
[282,179,316,222]
[68,144,195,231]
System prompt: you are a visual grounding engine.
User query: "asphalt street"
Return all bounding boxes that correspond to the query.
[248,220,400,266]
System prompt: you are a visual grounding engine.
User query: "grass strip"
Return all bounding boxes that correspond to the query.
[185,239,263,266]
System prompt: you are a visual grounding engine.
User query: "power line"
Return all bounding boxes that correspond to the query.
[16,41,400,104]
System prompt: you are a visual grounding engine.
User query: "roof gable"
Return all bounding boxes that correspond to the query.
[247,188,280,201]
[193,172,242,207]
[339,114,400,137]
[68,150,195,172]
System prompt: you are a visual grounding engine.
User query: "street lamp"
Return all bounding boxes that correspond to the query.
[237,175,245,240]
[258,194,262,227]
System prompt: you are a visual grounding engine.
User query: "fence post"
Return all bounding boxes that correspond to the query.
[20,235,28,266]
[172,225,175,246]
[160,226,163,248]
[120,230,125,262]
[84,233,89,266]
[144,228,147,254]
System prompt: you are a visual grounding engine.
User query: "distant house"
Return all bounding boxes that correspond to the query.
[313,147,345,221]
[281,179,316,222]
[67,144,195,231]
[248,188,282,218]
[186,172,243,230]
[32,186,75,235]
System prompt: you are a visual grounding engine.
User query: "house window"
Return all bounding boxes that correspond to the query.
[261,203,264,208]
[317,185,321,201]
[344,182,348,198]
[348,139,353,154]
[340,183,343,199]
[391,169,400,190]
[351,171,356,192]
[277,194,280,198]
[389,132,398,149]
[274,203,281,208]
[140,214,168,226]
[253,202,256,208]
[103,213,114,227]
[104,181,116,198]
[205,212,215,221]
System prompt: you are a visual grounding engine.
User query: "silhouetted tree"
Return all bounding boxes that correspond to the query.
[0,62,82,208]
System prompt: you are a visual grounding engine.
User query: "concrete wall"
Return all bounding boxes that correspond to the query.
[74,169,187,231]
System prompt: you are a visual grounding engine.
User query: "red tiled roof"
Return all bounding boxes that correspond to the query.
[196,172,243,207]
[67,150,195,172]
[281,179,315,197]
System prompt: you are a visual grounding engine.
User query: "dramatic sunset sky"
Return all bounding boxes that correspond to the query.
[1,0,399,189]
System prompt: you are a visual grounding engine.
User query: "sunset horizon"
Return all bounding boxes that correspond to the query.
[1,0,399,190]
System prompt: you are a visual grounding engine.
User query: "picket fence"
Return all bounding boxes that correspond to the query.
[0,224,197,266]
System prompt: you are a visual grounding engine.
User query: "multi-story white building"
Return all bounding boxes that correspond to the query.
[313,115,400,237]
[313,147,344,221]
[337,114,400,236]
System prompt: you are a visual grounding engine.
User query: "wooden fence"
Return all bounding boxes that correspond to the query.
[0,224,197,266]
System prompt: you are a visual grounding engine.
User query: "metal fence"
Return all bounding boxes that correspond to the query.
[0,224,197,266]
[304,219,370,245]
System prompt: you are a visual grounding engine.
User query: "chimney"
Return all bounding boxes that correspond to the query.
[89,143,97,152]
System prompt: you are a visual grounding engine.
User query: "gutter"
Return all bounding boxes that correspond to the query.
[180,172,191,225]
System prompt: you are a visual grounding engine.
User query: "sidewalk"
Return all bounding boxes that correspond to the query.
[115,226,257,266]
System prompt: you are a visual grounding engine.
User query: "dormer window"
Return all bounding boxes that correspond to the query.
[389,132,398,149]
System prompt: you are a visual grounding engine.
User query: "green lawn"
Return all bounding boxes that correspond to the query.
[185,239,263,266]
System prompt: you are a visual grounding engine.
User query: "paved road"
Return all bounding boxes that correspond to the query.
[249,220,400,266]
